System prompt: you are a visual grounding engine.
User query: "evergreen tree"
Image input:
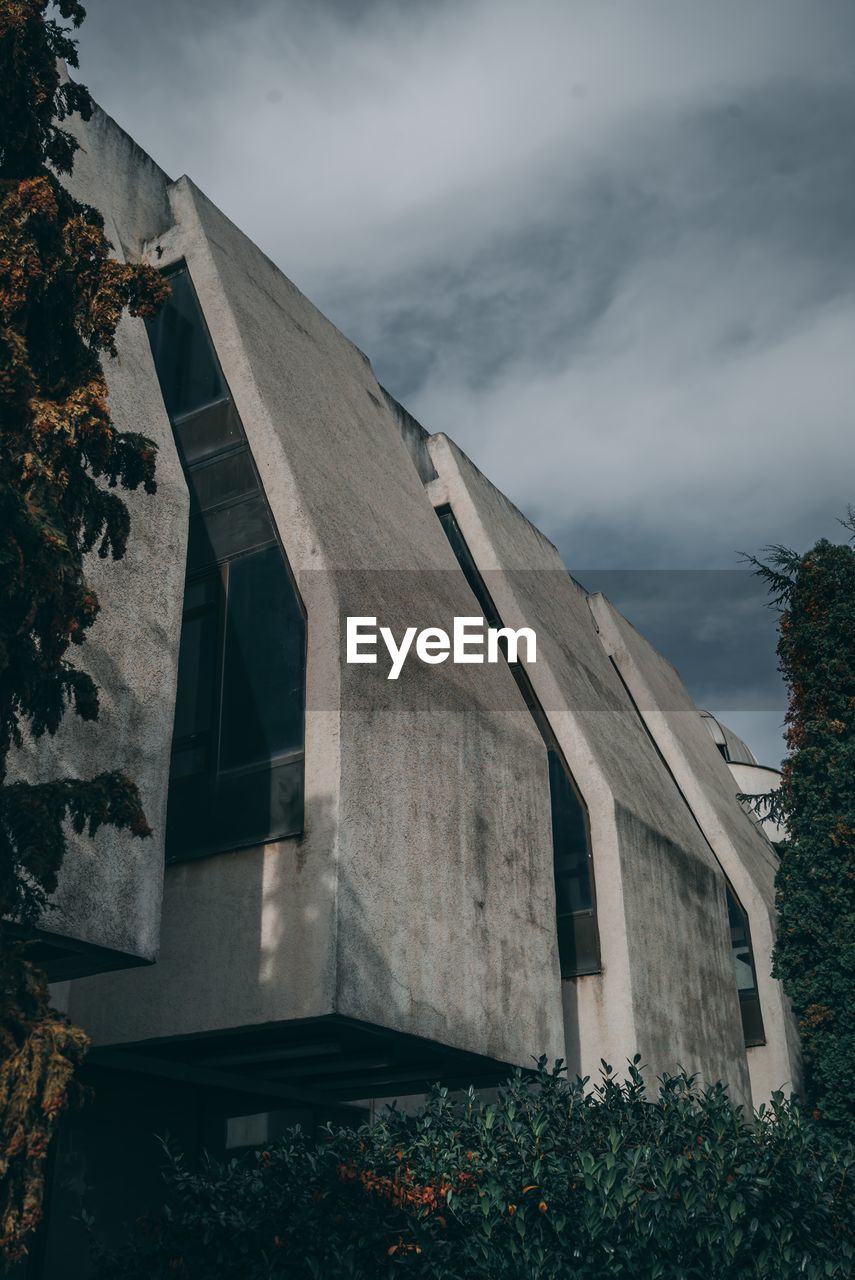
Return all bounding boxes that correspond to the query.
[0,1,167,1261]
[748,515,855,1135]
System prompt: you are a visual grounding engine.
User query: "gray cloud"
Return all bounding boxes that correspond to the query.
[74,0,855,761]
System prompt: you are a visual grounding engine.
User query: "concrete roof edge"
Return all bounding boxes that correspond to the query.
[165,174,377,372]
[429,433,564,561]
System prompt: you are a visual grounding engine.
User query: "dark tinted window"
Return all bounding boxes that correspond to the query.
[187,493,276,573]
[220,547,306,771]
[190,450,257,514]
[549,750,593,915]
[147,268,226,419]
[172,580,219,743]
[726,886,765,1047]
[436,505,600,977]
[437,507,502,631]
[146,265,305,861]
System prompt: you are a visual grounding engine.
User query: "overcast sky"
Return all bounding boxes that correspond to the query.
[74,0,855,765]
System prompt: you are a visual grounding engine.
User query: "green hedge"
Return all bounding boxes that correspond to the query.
[749,530,855,1135]
[92,1060,853,1280]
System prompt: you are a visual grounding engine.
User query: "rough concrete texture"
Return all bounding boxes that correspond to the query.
[66,174,565,1070]
[50,106,796,1105]
[65,101,174,259]
[588,596,802,1104]
[12,106,186,965]
[425,436,751,1106]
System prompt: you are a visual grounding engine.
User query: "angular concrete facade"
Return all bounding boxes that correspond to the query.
[425,436,751,1103]
[59,171,564,1075]
[26,101,800,1275]
[588,598,801,1102]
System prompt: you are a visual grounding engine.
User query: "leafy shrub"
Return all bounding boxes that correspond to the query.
[92,1059,853,1280]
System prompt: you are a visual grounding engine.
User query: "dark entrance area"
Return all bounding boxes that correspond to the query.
[30,1016,515,1278]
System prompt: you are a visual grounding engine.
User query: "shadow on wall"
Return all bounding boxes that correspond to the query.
[39,786,338,1280]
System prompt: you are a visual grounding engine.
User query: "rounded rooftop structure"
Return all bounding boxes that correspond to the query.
[699,709,759,767]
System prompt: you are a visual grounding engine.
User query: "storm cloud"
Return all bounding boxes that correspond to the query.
[74,0,855,765]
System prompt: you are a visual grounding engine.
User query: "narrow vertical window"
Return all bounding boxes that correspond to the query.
[436,505,600,976]
[146,264,306,861]
[726,886,765,1046]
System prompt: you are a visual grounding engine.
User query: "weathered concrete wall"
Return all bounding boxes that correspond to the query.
[65,100,174,259]
[588,596,802,1104]
[425,435,751,1105]
[14,106,186,968]
[66,177,565,1069]
[49,106,790,1107]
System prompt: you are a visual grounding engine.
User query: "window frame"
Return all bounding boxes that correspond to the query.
[725,884,766,1047]
[147,261,307,863]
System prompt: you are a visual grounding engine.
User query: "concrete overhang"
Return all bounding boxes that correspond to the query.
[87,1014,524,1105]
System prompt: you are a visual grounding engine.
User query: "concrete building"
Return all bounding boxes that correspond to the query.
[20,101,801,1276]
